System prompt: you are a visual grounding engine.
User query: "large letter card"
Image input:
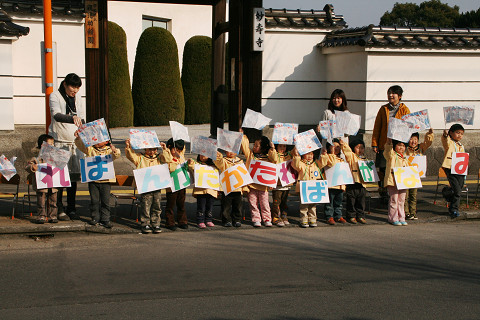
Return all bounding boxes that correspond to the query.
[219,164,253,195]
[249,160,278,188]
[300,180,329,204]
[129,129,161,149]
[80,154,115,183]
[325,162,354,187]
[194,164,220,191]
[217,128,243,154]
[78,118,110,147]
[277,160,297,187]
[358,160,380,183]
[272,122,298,145]
[407,155,427,178]
[190,136,218,160]
[393,167,422,190]
[35,163,71,189]
[294,129,322,156]
[170,163,192,192]
[133,164,172,194]
[451,152,469,175]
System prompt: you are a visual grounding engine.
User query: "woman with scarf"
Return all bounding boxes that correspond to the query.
[48,73,85,221]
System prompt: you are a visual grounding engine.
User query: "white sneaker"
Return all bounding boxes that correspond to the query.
[264,221,273,227]
[309,222,317,227]
[253,221,261,227]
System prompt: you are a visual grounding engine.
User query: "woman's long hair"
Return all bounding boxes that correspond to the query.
[327,89,348,112]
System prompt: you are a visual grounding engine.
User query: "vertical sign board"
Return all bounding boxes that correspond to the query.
[252,8,265,51]
[85,1,99,49]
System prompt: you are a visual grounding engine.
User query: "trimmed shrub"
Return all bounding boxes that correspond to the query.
[132,27,185,126]
[182,36,212,124]
[107,21,134,127]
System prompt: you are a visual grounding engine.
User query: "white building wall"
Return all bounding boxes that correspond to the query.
[0,40,14,130]
[108,2,212,83]
[262,30,331,125]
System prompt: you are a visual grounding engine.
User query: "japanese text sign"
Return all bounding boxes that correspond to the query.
[194,164,220,191]
[85,0,99,48]
[387,118,412,143]
[190,136,217,160]
[294,129,322,156]
[78,118,110,147]
[358,160,380,183]
[242,108,271,130]
[169,121,190,142]
[80,154,115,183]
[219,164,253,195]
[325,162,354,187]
[272,122,298,145]
[407,155,427,178]
[129,129,161,150]
[39,142,71,168]
[300,180,329,204]
[335,111,361,136]
[393,167,422,190]
[444,106,475,126]
[277,160,297,187]
[402,110,431,133]
[170,163,192,192]
[133,164,171,194]
[217,128,243,154]
[252,8,265,51]
[35,163,71,189]
[249,160,278,188]
[451,152,469,175]
[0,155,16,181]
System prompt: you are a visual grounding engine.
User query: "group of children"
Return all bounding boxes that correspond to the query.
[26,121,466,231]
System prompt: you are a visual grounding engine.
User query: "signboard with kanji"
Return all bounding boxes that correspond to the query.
[85,1,99,49]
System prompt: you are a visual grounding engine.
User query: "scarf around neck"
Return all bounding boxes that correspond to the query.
[59,81,77,115]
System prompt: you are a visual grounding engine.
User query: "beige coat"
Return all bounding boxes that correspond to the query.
[125,146,170,169]
[240,135,278,191]
[214,153,248,194]
[441,134,465,169]
[291,154,327,193]
[159,148,187,193]
[383,142,410,187]
[341,144,367,187]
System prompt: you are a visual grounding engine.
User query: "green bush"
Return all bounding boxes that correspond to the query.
[182,36,212,124]
[107,21,134,128]
[132,27,185,126]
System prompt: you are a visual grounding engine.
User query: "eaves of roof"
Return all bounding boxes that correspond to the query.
[266,4,347,30]
[0,10,29,38]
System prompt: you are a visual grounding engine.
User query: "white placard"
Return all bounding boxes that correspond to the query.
[393,167,422,190]
[277,160,297,187]
[0,154,17,181]
[294,129,322,156]
[35,163,71,189]
[169,121,190,142]
[219,164,253,195]
[38,142,71,169]
[194,164,220,191]
[272,122,298,145]
[248,159,278,188]
[451,152,469,175]
[444,106,475,126]
[129,129,161,149]
[406,155,427,178]
[300,180,329,204]
[77,118,110,147]
[190,136,217,160]
[358,160,380,183]
[325,162,354,187]
[217,128,243,154]
[387,118,412,143]
[133,164,172,194]
[402,110,431,133]
[80,154,115,183]
[335,111,361,136]
[242,108,271,130]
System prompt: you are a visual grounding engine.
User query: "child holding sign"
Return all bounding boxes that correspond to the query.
[188,155,219,229]
[272,144,293,227]
[25,134,59,224]
[441,124,465,218]
[324,139,347,225]
[340,139,367,224]
[405,129,434,220]
[161,138,188,231]
[384,139,409,226]
[215,151,248,227]
[125,139,168,234]
[75,132,121,228]
[291,148,327,228]
[240,132,278,227]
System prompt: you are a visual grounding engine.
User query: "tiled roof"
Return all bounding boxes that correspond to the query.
[0,10,29,38]
[265,4,347,29]
[321,25,480,48]
[0,0,85,17]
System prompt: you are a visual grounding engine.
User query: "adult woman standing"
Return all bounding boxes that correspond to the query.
[48,73,85,220]
[322,89,348,121]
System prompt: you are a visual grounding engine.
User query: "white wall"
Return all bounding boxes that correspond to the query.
[262,30,331,125]
[0,40,14,130]
[108,2,212,83]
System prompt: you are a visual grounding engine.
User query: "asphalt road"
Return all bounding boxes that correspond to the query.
[1,221,479,320]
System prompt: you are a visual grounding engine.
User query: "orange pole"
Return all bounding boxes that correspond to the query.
[43,0,53,134]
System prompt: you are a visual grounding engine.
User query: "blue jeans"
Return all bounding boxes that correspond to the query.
[324,189,344,219]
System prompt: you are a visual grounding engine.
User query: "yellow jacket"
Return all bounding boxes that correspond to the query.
[372,103,410,150]
[125,146,169,169]
[406,131,434,156]
[441,134,465,169]
[240,135,278,191]
[75,137,121,183]
[383,142,410,187]
[323,153,347,191]
[291,154,328,193]
[341,144,367,187]
[214,153,248,194]
[188,160,219,198]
